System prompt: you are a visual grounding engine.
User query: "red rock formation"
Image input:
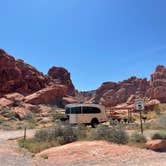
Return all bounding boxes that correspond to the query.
[147,65,166,102]
[0,49,76,106]
[0,49,47,96]
[95,77,149,106]
[62,96,78,106]
[24,85,67,106]
[48,66,75,96]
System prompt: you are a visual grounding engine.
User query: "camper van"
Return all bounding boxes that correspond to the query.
[62,103,108,127]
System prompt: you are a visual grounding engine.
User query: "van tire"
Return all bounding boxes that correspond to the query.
[91,118,99,128]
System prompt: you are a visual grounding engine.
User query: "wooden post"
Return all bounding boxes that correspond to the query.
[23,127,27,147]
[139,111,143,134]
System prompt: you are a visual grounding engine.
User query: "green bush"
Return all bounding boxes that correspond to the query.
[25,111,34,120]
[35,124,77,144]
[152,132,166,140]
[130,132,147,143]
[52,113,64,121]
[73,124,87,140]
[153,104,161,115]
[35,129,49,141]
[91,125,128,144]
[156,114,166,129]
[18,138,57,153]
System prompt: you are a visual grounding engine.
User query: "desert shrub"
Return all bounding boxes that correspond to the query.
[108,126,129,144]
[60,125,77,144]
[52,113,64,122]
[25,111,34,120]
[153,104,161,115]
[130,132,147,143]
[152,132,166,140]
[143,122,152,129]
[91,125,110,140]
[40,154,48,159]
[0,107,16,120]
[73,124,87,140]
[18,138,57,153]
[35,124,77,144]
[91,125,128,144]
[35,129,49,141]
[156,114,166,129]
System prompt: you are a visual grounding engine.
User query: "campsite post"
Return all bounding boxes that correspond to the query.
[135,98,145,134]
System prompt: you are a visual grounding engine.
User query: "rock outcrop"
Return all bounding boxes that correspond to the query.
[95,77,149,106]
[147,65,166,102]
[0,49,75,106]
[0,49,47,97]
[92,65,166,106]
[48,66,75,96]
[24,85,67,106]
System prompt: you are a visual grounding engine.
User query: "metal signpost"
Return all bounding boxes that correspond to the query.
[135,99,145,134]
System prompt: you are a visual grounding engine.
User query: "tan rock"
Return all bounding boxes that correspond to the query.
[0,98,13,107]
[24,85,67,106]
[13,107,28,120]
[146,139,166,151]
[4,93,24,102]
[62,96,78,106]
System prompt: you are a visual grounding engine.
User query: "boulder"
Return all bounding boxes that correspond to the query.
[13,107,29,120]
[4,93,24,102]
[24,85,67,106]
[0,98,14,108]
[146,139,166,151]
[62,96,78,106]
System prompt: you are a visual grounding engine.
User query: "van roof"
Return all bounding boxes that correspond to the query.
[66,103,103,108]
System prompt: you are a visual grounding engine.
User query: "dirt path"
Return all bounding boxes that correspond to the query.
[0,129,36,140]
[0,130,55,166]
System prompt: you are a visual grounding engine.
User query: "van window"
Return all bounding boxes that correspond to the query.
[67,107,81,114]
[83,107,101,114]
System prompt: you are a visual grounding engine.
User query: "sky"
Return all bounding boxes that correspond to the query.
[0,0,166,91]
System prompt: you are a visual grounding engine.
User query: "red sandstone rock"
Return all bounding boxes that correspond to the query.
[62,96,78,106]
[0,49,75,106]
[95,77,149,106]
[147,65,166,102]
[146,139,166,151]
[24,85,67,106]
[4,93,24,102]
[0,98,14,108]
[0,49,47,96]
[48,66,75,96]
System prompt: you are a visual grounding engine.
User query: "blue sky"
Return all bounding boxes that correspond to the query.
[0,0,166,91]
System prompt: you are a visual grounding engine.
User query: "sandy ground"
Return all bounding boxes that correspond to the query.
[0,130,165,166]
[37,141,166,166]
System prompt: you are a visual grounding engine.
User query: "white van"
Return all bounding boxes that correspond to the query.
[62,103,108,127]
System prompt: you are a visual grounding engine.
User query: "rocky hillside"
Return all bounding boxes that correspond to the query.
[82,65,166,106]
[0,48,165,108]
[0,49,76,107]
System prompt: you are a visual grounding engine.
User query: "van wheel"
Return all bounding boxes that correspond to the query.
[91,118,99,128]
